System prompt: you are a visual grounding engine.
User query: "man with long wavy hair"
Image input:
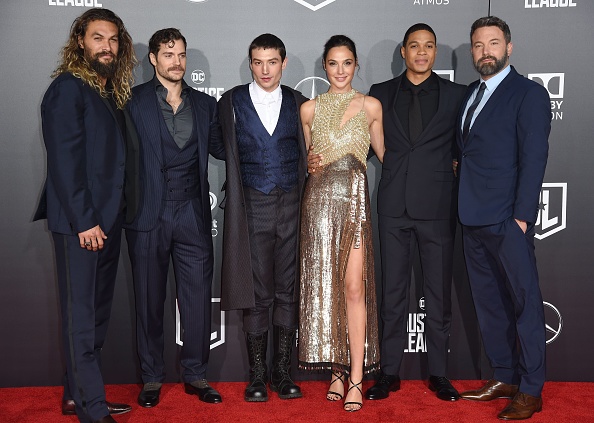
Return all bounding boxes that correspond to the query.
[34,8,138,423]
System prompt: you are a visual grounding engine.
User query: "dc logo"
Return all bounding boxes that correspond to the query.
[418,297,425,311]
[191,69,206,85]
[434,70,454,82]
[209,192,218,211]
[535,183,567,240]
[176,298,226,350]
[293,0,336,11]
[295,76,330,99]
[543,301,562,344]
[527,73,564,99]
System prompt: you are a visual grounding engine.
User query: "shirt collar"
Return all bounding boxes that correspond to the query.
[153,74,192,94]
[250,80,282,104]
[481,64,511,93]
[402,72,438,92]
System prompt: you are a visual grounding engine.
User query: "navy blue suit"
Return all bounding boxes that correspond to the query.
[457,66,550,397]
[34,72,137,423]
[125,78,224,384]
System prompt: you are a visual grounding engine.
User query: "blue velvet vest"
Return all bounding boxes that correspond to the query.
[232,85,300,194]
[159,110,201,202]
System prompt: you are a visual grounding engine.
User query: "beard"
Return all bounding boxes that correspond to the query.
[474,54,508,77]
[86,50,117,79]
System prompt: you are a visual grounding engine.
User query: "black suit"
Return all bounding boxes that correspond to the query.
[34,72,138,423]
[125,78,224,384]
[369,72,466,377]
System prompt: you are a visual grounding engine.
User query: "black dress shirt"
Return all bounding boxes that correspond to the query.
[396,72,439,139]
[154,77,193,148]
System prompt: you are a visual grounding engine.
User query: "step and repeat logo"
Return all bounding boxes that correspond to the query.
[190,69,225,100]
[525,0,576,8]
[48,0,102,5]
[413,0,450,5]
[405,297,562,350]
[293,0,336,11]
[295,77,330,99]
[210,192,219,237]
[176,298,226,350]
[405,297,426,353]
[528,73,564,121]
[435,70,454,82]
[536,182,567,240]
[544,301,563,344]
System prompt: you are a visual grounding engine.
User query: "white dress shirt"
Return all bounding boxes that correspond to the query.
[249,81,282,136]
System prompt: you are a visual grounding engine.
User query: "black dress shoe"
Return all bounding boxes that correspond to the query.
[428,376,460,401]
[365,372,401,400]
[93,416,117,423]
[184,382,222,404]
[62,399,132,415]
[138,385,161,408]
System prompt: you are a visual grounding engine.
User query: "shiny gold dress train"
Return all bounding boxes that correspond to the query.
[298,89,380,374]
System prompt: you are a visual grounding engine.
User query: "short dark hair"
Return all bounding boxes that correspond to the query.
[249,33,286,61]
[402,23,436,46]
[148,28,187,57]
[470,16,511,44]
[322,34,358,62]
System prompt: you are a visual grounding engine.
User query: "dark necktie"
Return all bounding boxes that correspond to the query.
[408,85,423,143]
[462,82,486,140]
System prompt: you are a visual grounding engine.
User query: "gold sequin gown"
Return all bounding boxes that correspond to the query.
[298,89,380,374]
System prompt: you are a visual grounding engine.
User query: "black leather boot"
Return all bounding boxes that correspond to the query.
[245,332,268,402]
[270,326,302,399]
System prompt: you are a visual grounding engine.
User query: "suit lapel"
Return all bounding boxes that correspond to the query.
[189,91,207,174]
[458,81,479,150]
[137,87,165,164]
[464,68,517,146]
[387,76,409,144]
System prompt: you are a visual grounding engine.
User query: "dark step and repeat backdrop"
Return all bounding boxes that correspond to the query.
[1,0,592,387]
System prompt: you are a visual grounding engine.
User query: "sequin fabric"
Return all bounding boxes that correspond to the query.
[298,90,380,374]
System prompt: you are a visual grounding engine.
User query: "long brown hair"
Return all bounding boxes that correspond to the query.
[52,8,136,109]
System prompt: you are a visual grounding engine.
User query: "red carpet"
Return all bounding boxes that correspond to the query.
[1,380,593,422]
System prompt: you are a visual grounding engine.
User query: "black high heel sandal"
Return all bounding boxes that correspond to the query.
[326,370,345,401]
[344,378,363,412]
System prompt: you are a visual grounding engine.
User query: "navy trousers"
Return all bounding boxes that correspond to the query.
[54,214,123,423]
[126,199,213,384]
[463,217,546,397]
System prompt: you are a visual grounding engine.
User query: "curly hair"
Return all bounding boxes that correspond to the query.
[53,8,136,109]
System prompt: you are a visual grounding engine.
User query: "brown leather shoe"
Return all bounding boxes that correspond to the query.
[497,392,542,420]
[460,379,519,401]
[62,399,132,415]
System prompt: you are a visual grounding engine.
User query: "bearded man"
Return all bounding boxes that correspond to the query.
[34,8,139,423]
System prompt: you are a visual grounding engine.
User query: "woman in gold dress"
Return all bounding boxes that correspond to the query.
[298,35,385,412]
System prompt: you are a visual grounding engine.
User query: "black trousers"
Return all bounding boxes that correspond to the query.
[54,214,123,423]
[126,199,213,384]
[378,213,455,377]
[242,186,300,333]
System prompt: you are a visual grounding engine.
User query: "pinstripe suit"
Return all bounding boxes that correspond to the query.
[125,77,224,384]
